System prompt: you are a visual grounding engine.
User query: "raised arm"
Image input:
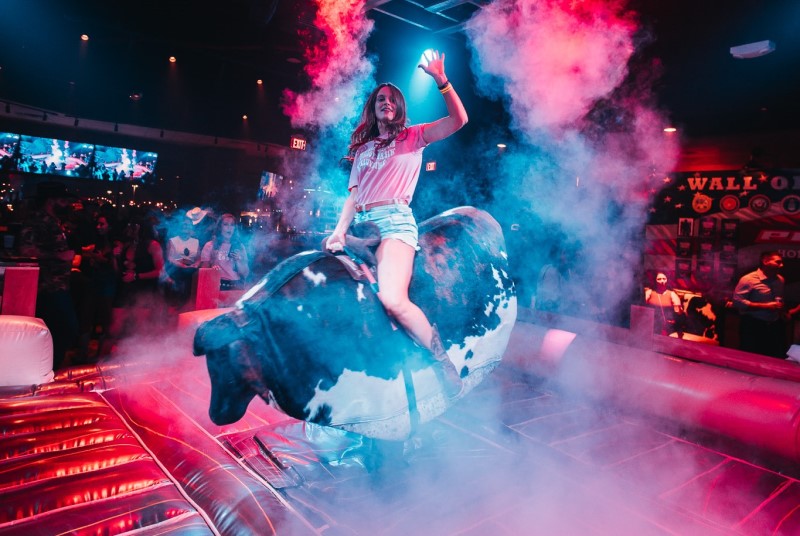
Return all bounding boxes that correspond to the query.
[418,50,468,144]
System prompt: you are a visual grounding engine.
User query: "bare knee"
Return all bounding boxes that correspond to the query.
[379,293,411,319]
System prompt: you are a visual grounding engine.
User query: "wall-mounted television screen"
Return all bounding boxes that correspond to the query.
[258,171,282,200]
[0,132,19,159]
[0,132,19,171]
[132,151,157,182]
[93,146,156,182]
[17,135,94,178]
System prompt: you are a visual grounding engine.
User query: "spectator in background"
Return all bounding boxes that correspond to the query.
[75,214,119,361]
[166,215,200,307]
[733,251,786,358]
[186,206,215,248]
[115,217,170,334]
[200,213,249,290]
[535,246,571,314]
[19,182,79,369]
[644,272,684,336]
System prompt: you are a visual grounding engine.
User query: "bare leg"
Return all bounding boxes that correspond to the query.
[376,239,462,397]
[375,238,433,349]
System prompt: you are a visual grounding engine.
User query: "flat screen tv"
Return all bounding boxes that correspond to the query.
[0,132,19,159]
[0,132,19,171]
[94,145,156,182]
[258,171,282,200]
[17,135,94,178]
[132,150,157,182]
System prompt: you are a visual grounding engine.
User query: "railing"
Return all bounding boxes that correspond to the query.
[191,268,246,310]
[520,304,800,383]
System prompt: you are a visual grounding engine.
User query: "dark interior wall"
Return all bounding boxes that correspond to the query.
[0,115,286,211]
[674,128,800,171]
[4,112,800,210]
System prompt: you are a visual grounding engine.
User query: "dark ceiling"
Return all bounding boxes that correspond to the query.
[1,0,799,147]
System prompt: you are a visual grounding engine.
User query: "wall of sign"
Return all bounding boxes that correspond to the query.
[645,169,800,300]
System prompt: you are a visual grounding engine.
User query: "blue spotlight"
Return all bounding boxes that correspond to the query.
[408,49,436,103]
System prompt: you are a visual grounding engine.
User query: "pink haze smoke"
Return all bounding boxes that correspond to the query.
[467,0,638,133]
[282,0,374,129]
[467,0,678,191]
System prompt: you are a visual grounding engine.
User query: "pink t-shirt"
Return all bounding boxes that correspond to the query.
[348,124,428,205]
[200,241,247,281]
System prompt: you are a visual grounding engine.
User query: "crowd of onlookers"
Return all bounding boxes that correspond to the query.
[3,180,798,370]
[0,181,299,371]
[531,244,799,360]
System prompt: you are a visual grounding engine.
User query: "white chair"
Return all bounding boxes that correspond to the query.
[0,315,54,387]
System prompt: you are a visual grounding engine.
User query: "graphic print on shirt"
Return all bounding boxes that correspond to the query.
[356,143,396,172]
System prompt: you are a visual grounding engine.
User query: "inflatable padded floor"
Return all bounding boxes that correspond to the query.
[3,344,800,535]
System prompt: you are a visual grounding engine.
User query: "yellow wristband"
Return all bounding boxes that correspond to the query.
[439,82,453,95]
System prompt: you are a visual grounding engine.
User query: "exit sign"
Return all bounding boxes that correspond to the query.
[290,136,307,151]
[425,161,436,171]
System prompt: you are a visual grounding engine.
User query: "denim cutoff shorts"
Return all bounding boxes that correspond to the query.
[354,203,420,251]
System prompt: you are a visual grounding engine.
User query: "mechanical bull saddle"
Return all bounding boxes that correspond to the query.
[193,206,517,441]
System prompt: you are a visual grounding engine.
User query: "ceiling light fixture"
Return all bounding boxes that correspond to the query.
[730,40,775,59]
[663,127,677,133]
[80,34,89,41]
[169,56,177,63]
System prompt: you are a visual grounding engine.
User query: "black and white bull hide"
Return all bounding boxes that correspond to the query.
[193,206,517,440]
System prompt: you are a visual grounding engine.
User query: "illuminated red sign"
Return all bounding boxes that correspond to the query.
[290,136,307,151]
[755,230,800,243]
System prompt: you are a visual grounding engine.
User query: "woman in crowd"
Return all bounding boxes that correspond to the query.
[76,213,119,359]
[200,213,249,290]
[115,217,169,333]
[644,271,684,336]
[324,50,468,396]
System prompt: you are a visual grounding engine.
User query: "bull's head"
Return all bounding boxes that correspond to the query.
[194,312,267,425]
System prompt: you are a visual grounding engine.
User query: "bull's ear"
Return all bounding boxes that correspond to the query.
[193,314,241,356]
[193,329,208,356]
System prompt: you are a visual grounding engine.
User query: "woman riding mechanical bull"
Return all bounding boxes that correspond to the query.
[326,49,468,396]
[193,51,517,441]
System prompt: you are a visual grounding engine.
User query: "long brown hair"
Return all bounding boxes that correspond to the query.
[211,213,243,252]
[349,83,409,155]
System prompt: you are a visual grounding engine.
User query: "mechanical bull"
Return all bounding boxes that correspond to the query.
[193,206,517,440]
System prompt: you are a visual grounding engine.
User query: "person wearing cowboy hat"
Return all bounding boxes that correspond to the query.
[186,206,215,248]
[186,206,208,225]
